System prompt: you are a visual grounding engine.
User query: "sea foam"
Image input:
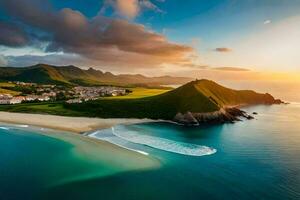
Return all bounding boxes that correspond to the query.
[89,125,216,157]
[111,126,216,156]
[15,125,29,128]
[0,127,10,130]
[89,129,149,156]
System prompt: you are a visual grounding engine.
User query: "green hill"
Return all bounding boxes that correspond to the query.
[0,79,282,124]
[0,64,192,86]
[63,79,282,123]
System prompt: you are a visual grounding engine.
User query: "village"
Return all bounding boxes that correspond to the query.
[0,82,128,105]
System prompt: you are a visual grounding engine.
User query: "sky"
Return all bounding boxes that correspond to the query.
[0,0,300,83]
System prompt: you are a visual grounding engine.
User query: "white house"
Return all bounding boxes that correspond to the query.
[10,96,26,104]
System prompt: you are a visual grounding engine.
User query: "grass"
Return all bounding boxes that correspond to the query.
[0,82,221,120]
[0,82,15,87]
[0,80,275,120]
[0,88,20,96]
[0,102,82,116]
[0,82,20,96]
[106,88,170,99]
[0,87,173,118]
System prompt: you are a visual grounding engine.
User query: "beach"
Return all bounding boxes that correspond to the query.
[0,115,161,200]
[0,111,154,133]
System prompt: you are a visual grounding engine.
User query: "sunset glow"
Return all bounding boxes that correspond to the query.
[0,0,299,100]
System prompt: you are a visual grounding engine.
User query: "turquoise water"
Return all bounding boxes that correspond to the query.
[1,104,300,199]
[0,125,158,200]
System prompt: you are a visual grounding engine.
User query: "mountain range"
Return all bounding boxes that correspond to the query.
[0,64,192,87]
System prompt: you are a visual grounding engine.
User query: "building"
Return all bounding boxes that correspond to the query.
[10,96,26,104]
[42,92,56,97]
[66,98,82,104]
[15,81,36,86]
[38,96,50,101]
[25,95,39,101]
[74,86,127,98]
[0,94,12,104]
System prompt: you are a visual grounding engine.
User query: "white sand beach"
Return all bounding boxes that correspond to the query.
[0,112,154,133]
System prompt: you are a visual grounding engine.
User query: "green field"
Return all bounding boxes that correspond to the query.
[0,82,15,87]
[0,80,278,121]
[0,86,172,117]
[106,88,170,99]
[0,87,172,118]
[0,81,219,119]
[0,82,20,96]
[0,102,82,116]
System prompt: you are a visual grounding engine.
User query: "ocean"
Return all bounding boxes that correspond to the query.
[0,103,299,199]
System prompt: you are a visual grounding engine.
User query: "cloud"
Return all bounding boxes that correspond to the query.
[115,0,140,19]
[214,47,232,53]
[5,54,83,68]
[5,53,173,73]
[263,20,271,25]
[167,63,250,72]
[101,0,163,19]
[140,0,164,13]
[0,55,8,66]
[0,0,192,68]
[213,67,250,72]
[0,21,29,47]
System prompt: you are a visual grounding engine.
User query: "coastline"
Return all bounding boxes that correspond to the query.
[0,111,155,133]
[0,112,161,168]
[0,101,288,132]
[0,118,161,187]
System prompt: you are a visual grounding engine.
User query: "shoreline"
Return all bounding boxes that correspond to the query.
[0,116,161,179]
[0,103,288,133]
[0,111,155,134]
[0,113,161,162]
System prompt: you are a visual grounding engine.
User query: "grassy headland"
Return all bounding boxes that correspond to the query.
[0,80,281,123]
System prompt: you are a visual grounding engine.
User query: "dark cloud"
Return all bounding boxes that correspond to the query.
[214,47,232,53]
[0,21,29,47]
[0,0,192,68]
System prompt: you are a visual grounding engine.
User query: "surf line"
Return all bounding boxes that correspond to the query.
[89,128,149,156]
[111,126,217,157]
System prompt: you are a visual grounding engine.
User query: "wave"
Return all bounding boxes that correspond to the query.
[0,127,10,130]
[15,125,29,128]
[110,126,217,157]
[89,130,149,156]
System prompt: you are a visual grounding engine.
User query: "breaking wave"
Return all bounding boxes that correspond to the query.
[109,126,217,157]
[0,127,10,130]
[15,125,29,128]
[89,129,149,156]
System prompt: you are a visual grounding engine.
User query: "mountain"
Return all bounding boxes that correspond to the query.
[0,64,192,86]
[157,79,281,112]
[154,79,282,124]
[64,79,283,124]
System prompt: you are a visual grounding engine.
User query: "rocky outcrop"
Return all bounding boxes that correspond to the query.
[174,112,199,125]
[173,107,255,125]
[274,99,284,104]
